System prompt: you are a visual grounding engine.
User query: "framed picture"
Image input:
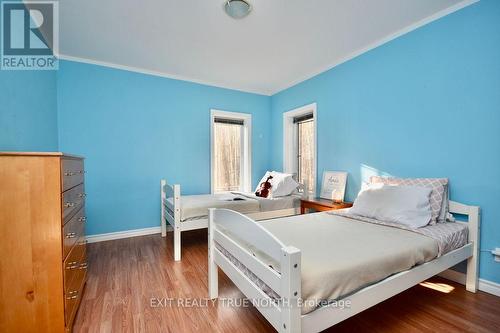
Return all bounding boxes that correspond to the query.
[320,171,348,201]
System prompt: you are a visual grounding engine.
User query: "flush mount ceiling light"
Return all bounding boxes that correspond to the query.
[224,0,252,19]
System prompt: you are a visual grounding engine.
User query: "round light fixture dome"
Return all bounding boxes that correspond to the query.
[224,0,252,19]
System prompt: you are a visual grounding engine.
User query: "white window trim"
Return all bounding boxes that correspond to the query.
[283,102,317,195]
[210,109,252,194]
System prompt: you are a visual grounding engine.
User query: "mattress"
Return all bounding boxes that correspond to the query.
[234,192,301,212]
[216,212,468,315]
[167,192,300,222]
[171,192,260,221]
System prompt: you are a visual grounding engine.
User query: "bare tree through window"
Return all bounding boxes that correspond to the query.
[213,122,242,192]
[298,119,314,192]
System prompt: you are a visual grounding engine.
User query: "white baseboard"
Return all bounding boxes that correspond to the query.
[478,279,500,297]
[86,226,161,243]
[438,269,500,297]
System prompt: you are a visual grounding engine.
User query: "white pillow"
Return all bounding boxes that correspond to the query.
[350,184,433,228]
[254,171,300,197]
[369,176,448,224]
[270,171,300,197]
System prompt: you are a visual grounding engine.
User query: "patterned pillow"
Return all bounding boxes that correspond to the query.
[369,177,449,225]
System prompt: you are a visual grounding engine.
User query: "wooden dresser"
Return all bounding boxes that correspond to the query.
[0,152,87,332]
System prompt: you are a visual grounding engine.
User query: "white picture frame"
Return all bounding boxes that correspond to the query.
[320,171,347,201]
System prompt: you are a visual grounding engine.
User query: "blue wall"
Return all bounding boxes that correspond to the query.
[270,0,500,283]
[0,70,58,150]
[57,60,271,235]
[23,0,496,284]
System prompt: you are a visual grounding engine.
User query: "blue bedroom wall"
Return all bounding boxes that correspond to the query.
[57,60,271,236]
[0,70,58,150]
[270,0,500,283]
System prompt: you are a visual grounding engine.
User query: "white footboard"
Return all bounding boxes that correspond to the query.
[208,208,302,333]
[449,201,480,292]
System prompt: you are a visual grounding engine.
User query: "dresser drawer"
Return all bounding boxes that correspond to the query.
[62,208,86,259]
[62,183,85,223]
[63,238,87,327]
[61,158,84,192]
[63,238,87,289]
[64,262,86,326]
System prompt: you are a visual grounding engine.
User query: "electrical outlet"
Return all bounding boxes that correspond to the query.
[492,248,500,262]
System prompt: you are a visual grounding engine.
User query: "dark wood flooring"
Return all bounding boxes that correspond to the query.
[73,230,500,332]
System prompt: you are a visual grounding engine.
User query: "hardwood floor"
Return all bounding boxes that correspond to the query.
[73,230,500,333]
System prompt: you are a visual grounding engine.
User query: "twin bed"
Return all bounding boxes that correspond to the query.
[207,197,479,332]
[160,179,300,261]
[160,176,480,332]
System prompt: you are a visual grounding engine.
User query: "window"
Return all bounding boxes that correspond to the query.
[211,110,251,193]
[283,103,316,194]
[296,114,314,192]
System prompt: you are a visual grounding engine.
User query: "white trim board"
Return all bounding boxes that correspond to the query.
[283,102,317,195]
[57,54,268,96]
[86,226,162,243]
[439,269,500,297]
[210,109,252,194]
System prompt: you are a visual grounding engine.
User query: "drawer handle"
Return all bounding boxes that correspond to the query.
[65,232,77,238]
[78,216,87,222]
[66,292,79,300]
[78,193,87,198]
[78,170,86,174]
[79,262,88,269]
[64,202,75,208]
[64,171,75,176]
[66,261,78,269]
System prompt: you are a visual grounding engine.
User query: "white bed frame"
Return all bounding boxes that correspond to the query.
[208,201,480,333]
[160,179,300,261]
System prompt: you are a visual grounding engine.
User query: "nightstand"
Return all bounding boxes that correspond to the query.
[300,198,353,214]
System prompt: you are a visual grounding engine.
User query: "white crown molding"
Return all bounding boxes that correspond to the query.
[268,0,479,95]
[58,0,477,97]
[86,226,162,243]
[57,54,272,96]
[439,269,500,297]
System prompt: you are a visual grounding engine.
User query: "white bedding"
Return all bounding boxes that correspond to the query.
[216,212,468,315]
[234,191,301,212]
[166,192,300,222]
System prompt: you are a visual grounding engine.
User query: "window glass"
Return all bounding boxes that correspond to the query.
[213,122,242,192]
[297,119,314,192]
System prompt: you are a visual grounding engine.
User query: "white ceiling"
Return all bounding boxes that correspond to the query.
[57,0,475,95]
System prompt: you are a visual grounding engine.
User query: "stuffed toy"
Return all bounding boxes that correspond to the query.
[255,175,273,198]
